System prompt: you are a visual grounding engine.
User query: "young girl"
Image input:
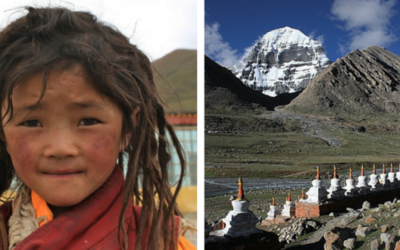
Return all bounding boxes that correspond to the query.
[0,7,195,250]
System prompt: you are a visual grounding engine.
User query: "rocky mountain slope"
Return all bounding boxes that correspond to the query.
[286,46,400,121]
[233,27,331,97]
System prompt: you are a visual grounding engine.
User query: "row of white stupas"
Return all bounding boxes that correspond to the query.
[209,164,400,238]
[305,164,400,204]
[265,164,400,220]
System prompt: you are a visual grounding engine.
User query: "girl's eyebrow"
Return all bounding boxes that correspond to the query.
[16,101,107,112]
[71,101,106,110]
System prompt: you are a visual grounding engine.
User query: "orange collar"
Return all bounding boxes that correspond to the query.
[31,190,53,227]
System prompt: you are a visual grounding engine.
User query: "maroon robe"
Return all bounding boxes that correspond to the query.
[0,167,180,249]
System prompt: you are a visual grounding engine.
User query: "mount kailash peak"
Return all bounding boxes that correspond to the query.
[233,27,331,97]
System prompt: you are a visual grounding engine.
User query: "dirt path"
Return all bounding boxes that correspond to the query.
[266,110,344,147]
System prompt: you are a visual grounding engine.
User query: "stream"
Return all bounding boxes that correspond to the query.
[205,178,330,197]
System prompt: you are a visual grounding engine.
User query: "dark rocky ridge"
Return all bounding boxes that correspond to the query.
[205,55,301,112]
[287,46,400,119]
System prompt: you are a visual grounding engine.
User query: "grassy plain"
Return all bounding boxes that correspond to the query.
[205,113,400,179]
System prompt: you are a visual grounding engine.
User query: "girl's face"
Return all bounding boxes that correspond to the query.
[2,65,125,207]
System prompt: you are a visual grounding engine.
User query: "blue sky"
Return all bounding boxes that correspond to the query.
[205,0,400,67]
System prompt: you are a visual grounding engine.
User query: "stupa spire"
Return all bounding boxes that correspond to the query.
[349,168,353,179]
[236,177,245,201]
[316,166,320,180]
[287,193,292,202]
[373,164,376,174]
[382,164,386,174]
[361,165,364,176]
[391,163,394,173]
[333,166,337,179]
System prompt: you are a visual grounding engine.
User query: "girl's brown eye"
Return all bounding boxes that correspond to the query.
[21,120,42,127]
[79,118,100,126]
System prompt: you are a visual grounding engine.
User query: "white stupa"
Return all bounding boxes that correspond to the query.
[356,165,370,194]
[210,177,261,237]
[396,164,400,182]
[281,193,296,218]
[299,190,306,202]
[327,166,345,199]
[266,197,281,220]
[343,168,359,197]
[304,167,328,204]
[379,164,389,188]
[368,164,382,191]
[387,163,398,189]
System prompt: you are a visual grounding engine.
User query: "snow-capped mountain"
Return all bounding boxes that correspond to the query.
[235,27,331,97]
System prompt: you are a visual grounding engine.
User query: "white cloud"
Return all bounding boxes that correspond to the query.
[317,35,325,45]
[0,0,197,61]
[308,31,325,45]
[332,0,397,52]
[205,22,244,68]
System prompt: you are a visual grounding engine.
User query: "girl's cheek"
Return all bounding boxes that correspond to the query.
[9,135,35,170]
[88,132,120,164]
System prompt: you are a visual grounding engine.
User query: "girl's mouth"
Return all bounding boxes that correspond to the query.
[43,170,84,177]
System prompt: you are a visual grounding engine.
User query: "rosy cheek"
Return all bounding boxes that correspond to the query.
[9,135,35,171]
[87,132,119,166]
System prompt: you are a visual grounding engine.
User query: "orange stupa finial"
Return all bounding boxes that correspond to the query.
[349,168,353,179]
[373,164,376,174]
[391,163,394,173]
[272,197,276,206]
[361,165,364,176]
[287,193,292,202]
[236,177,245,201]
[382,164,386,174]
[301,189,305,199]
[316,166,320,180]
[333,166,337,179]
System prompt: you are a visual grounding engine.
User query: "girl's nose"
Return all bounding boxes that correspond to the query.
[43,129,79,159]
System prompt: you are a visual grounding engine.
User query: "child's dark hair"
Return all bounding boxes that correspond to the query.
[0,7,185,250]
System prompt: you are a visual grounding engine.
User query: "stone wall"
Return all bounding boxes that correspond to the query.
[296,189,400,217]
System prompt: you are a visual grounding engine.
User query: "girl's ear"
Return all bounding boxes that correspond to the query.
[131,106,141,126]
[119,107,141,152]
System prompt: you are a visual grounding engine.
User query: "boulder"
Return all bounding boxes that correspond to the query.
[355,224,370,237]
[384,201,392,208]
[362,201,371,210]
[395,240,400,250]
[343,238,355,250]
[365,215,377,223]
[381,224,393,233]
[339,211,360,226]
[381,233,395,250]
[323,227,351,250]
[371,239,379,250]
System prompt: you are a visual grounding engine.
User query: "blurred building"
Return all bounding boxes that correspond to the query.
[166,112,197,213]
